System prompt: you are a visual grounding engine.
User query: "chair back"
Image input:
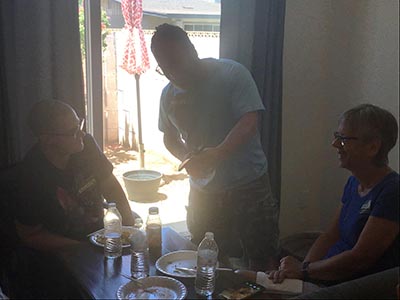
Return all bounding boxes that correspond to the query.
[0,164,20,257]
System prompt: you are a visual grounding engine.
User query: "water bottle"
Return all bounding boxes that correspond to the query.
[146,207,162,259]
[103,202,122,259]
[130,218,150,279]
[195,232,219,296]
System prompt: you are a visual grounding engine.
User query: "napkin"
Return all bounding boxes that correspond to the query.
[256,272,303,295]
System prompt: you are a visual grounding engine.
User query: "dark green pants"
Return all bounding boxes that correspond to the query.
[187,173,280,262]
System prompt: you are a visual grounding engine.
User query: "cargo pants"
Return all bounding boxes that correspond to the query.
[186,173,280,266]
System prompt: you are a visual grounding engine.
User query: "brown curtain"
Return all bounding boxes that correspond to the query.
[0,0,84,166]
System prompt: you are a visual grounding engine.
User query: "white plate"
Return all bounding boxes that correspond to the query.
[155,250,198,278]
[116,276,187,300]
[88,226,133,248]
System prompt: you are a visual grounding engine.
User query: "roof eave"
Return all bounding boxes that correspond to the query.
[143,11,219,19]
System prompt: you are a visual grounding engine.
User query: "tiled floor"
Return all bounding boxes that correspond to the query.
[106,146,191,238]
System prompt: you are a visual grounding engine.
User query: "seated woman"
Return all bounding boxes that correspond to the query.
[270,104,399,284]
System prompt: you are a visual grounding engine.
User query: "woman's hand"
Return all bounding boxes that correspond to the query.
[268,256,303,283]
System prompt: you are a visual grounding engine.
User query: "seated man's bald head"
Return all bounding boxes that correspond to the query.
[28,100,76,137]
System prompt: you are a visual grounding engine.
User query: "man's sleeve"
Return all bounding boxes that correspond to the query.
[158,86,177,135]
[15,167,43,226]
[229,63,265,120]
[82,134,113,182]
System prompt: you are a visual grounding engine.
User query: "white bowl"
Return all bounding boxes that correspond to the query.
[123,170,162,201]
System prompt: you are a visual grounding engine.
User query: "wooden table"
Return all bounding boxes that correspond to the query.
[58,227,290,299]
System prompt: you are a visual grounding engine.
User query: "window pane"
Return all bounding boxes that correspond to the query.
[203,24,212,32]
[184,24,194,31]
[90,0,221,226]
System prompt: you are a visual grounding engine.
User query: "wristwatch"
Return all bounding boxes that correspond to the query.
[301,261,311,281]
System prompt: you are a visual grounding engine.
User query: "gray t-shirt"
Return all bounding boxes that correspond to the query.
[158,58,267,190]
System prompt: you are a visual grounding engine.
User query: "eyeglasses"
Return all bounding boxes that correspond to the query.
[47,118,85,138]
[155,65,165,76]
[333,131,358,147]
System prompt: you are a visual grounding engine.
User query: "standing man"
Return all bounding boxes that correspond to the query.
[151,23,279,269]
[16,100,138,251]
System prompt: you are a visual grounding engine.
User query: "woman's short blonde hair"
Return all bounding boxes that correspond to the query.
[340,104,398,167]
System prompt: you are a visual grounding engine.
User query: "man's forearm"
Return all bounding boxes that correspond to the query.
[18,227,80,252]
[164,134,187,161]
[215,111,258,159]
[112,192,136,226]
[101,175,136,225]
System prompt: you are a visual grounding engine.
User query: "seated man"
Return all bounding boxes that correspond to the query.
[15,100,138,251]
[270,104,399,284]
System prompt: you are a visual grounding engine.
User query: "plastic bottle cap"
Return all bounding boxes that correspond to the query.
[148,207,159,214]
[205,232,214,239]
[134,218,143,228]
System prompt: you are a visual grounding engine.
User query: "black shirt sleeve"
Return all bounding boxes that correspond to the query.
[75,134,114,183]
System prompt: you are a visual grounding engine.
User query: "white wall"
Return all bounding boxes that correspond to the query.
[280,0,399,237]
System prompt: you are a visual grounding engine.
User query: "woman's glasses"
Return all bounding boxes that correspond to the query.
[333,132,358,147]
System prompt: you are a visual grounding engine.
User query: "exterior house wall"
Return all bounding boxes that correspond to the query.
[280,0,399,238]
[103,32,119,144]
[103,0,220,30]
[142,15,171,30]
[102,0,125,28]
[143,15,220,30]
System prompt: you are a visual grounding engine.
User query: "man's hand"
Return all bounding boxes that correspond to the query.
[100,175,137,226]
[184,147,220,178]
[268,256,303,283]
[185,111,259,176]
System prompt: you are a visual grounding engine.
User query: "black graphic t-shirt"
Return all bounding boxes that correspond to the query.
[16,134,113,240]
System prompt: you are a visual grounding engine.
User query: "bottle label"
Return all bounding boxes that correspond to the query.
[147,224,161,257]
[197,249,218,265]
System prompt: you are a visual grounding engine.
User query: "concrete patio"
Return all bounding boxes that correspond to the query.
[105,145,191,238]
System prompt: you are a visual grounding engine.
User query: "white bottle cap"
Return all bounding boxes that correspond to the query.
[205,232,214,239]
[134,218,143,229]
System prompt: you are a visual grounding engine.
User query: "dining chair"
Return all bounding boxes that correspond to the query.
[0,164,20,298]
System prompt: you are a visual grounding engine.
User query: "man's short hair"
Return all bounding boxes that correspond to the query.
[27,100,74,137]
[340,104,398,166]
[151,23,196,55]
